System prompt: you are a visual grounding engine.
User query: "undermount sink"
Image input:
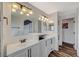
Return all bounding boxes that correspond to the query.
[39,34,47,40]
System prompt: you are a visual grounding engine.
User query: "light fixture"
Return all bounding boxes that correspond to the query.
[12,3,20,10]
[3,17,8,25]
[39,15,49,23]
[12,4,18,9]
[41,16,44,19]
[22,6,27,12]
[45,18,47,20]
[12,3,33,16]
[46,19,48,21]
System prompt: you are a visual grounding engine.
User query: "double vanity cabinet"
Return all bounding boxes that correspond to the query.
[8,43,40,57]
[7,37,55,57]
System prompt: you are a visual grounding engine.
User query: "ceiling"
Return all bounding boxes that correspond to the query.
[29,2,79,15]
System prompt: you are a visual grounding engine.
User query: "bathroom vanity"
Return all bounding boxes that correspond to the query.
[6,33,55,57]
[0,2,58,57]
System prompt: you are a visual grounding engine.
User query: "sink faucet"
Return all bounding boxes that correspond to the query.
[19,39,26,43]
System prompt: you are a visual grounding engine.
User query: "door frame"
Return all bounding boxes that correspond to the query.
[59,17,77,50]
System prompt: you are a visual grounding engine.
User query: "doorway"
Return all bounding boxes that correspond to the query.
[62,18,75,45]
[48,18,77,57]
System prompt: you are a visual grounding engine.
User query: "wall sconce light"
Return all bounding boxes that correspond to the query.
[39,15,49,22]
[3,17,8,25]
[39,15,54,24]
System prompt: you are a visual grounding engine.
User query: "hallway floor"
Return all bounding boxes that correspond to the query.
[49,42,77,57]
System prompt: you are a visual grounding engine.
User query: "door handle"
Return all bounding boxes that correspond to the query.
[28,49,30,57]
[28,48,31,57]
[30,48,31,57]
[51,39,52,44]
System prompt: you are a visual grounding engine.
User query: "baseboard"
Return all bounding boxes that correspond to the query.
[63,42,74,45]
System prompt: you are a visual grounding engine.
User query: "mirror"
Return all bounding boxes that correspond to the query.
[11,12,33,36]
[11,3,36,36]
[48,23,54,31]
[42,22,48,32]
[38,20,42,33]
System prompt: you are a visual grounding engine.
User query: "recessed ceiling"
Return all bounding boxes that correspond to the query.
[29,2,79,15]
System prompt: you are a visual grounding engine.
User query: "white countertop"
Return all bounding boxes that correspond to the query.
[6,39,39,55]
[6,32,54,56]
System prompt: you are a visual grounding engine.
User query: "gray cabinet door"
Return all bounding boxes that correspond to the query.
[31,43,40,57]
[39,41,48,57]
[47,38,54,55]
[47,39,52,55]
[51,38,54,51]
[8,48,28,57]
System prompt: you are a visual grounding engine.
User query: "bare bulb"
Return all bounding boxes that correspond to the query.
[12,4,18,9]
[22,7,26,12]
[46,19,48,21]
[26,14,30,16]
[29,11,33,14]
[42,16,44,19]
[12,8,16,12]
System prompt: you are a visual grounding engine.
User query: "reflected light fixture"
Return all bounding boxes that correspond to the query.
[29,11,33,14]
[39,15,49,23]
[26,14,30,16]
[20,11,23,15]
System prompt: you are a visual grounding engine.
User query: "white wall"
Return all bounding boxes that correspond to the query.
[0,2,2,56]
[0,3,12,56]
[49,12,58,51]
[77,8,79,56]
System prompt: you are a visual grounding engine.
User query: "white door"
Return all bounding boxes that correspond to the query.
[62,19,75,44]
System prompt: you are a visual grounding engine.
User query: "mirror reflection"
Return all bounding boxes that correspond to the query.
[49,23,54,31]
[11,12,33,36]
[11,3,54,36]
